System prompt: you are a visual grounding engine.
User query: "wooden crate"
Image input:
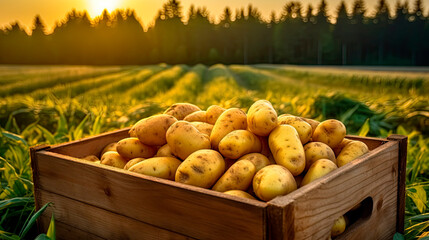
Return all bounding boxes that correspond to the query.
[30,128,407,240]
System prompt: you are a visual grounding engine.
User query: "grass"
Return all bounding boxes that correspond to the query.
[0,64,428,239]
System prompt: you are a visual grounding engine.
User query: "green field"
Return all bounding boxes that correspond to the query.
[0,64,428,239]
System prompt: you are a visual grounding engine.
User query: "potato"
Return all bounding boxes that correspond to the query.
[301,159,338,186]
[164,103,201,120]
[331,215,346,237]
[129,157,181,180]
[212,160,256,192]
[278,115,312,144]
[247,100,278,136]
[155,144,175,157]
[100,151,128,169]
[116,137,157,159]
[166,121,211,160]
[253,165,297,201]
[210,108,247,150]
[300,117,319,136]
[238,153,271,172]
[304,142,336,171]
[175,149,225,188]
[134,114,177,146]
[183,110,207,122]
[332,138,353,156]
[206,105,225,125]
[100,142,117,157]
[189,122,213,136]
[258,136,271,157]
[223,190,256,200]
[124,157,145,170]
[337,140,369,167]
[218,130,261,159]
[268,125,305,176]
[128,119,143,138]
[312,119,346,148]
[81,155,99,162]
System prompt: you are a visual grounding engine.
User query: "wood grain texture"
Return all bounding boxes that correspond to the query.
[387,134,408,234]
[36,189,194,240]
[39,216,105,240]
[346,135,387,150]
[268,140,399,240]
[33,150,267,240]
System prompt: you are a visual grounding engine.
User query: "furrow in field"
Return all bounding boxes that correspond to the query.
[0,66,129,97]
[151,64,207,106]
[126,65,189,100]
[29,68,140,100]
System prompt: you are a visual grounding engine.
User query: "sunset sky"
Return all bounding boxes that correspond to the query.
[1,0,428,33]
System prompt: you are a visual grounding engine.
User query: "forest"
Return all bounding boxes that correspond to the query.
[0,0,428,66]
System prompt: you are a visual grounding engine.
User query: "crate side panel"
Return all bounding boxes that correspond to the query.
[37,190,194,240]
[35,151,266,240]
[40,216,106,240]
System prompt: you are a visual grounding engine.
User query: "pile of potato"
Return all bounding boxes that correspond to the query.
[82,100,369,237]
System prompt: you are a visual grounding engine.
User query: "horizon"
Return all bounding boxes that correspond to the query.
[1,0,428,34]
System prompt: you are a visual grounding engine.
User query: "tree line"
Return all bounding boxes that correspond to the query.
[0,0,428,66]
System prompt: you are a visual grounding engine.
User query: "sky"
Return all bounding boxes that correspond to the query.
[1,0,428,33]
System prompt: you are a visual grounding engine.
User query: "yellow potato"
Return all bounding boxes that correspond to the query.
[175,149,225,188]
[331,215,346,237]
[100,142,117,157]
[166,121,211,160]
[129,157,181,180]
[253,165,297,201]
[212,160,256,192]
[247,100,278,136]
[100,151,127,169]
[134,114,177,146]
[238,153,271,172]
[332,138,353,156]
[116,137,157,159]
[278,115,312,144]
[206,105,226,125]
[128,119,143,138]
[223,190,256,200]
[124,157,145,170]
[337,140,369,167]
[210,108,247,150]
[218,130,261,159]
[268,125,305,176]
[312,119,346,148]
[81,155,99,162]
[304,142,336,171]
[189,122,213,136]
[300,117,319,136]
[164,103,201,120]
[183,110,207,122]
[301,159,338,186]
[155,144,175,157]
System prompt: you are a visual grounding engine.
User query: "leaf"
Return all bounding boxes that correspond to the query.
[35,234,51,240]
[408,186,428,214]
[340,104,360,123]
[357,118,370,137]
[0,197,34,211]
[19,202,52,238]
[36,125,57,145]
[46,212,56,240]
[0,230,20,240]
[1,131,28,147]
[393,232,405,240]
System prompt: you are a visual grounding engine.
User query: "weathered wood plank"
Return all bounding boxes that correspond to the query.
[39,216,106,240]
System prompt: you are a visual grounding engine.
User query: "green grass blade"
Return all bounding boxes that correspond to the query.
[19,202,52,238]
[357,118,370,137]
[46,212,55,240]
[35,234,51,240]
[1,131,28,147]
[36,125,57,145]
[0,230,20,240]
[0,197,34,211]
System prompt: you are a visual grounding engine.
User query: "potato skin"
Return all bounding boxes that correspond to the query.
[124,157,145,170]
[116,137,157,159]
[100,142,117,157]
[337,140,369,167]
[312,119,346,148]
[175,149,225,188]
[183,111,207,122]
[301,159,338,186]
[210,108,247,150]
[304,142,336,171]
[129,157,181,180]
[238,153,271,172]
[189,122,213,137]
[206,105,225,125]
[269,125,305,176]
[332,138,353,157]
[247,100,278,137]
[212,160,256,192]
[155,144,175,157]
[300,117,319,136]
[253,165,297,201]
[164,103,201,120]
[134,114,177,146]
[278,115,312,144]
[223,190,256,200]
[218,130,261,159]
[100,151,128,169]
[331,215,346,237]
[81,155,99,162]
[166,121,211,160]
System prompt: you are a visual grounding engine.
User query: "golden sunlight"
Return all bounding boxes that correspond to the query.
[88,0,120,16]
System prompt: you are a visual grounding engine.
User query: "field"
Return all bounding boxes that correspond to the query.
[0,64,428,239]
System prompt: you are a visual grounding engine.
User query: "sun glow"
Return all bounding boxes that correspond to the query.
[88,0,120,17]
